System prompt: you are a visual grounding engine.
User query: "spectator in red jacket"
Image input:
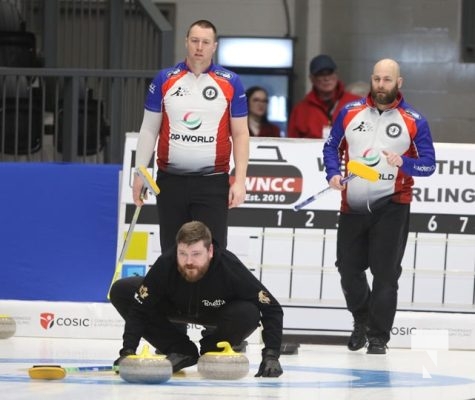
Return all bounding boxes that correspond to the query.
[246,86,281,137]
[287,55,360,139]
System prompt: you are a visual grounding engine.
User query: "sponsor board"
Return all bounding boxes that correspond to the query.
[3,298,471,350]
[0,300,261,343]
[282,303,475,350]
[1,300,124,339]
[231,144,303,205]
[120,134,475,232]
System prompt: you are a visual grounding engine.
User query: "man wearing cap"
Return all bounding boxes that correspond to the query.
[288,55,360,139]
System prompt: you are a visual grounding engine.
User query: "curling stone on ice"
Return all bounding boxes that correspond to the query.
[198,341,249,380]
[0,315,16,339]
[119,344,172,384]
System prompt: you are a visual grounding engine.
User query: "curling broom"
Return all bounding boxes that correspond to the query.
[106,166,160,299]
[28,365,117,380]
[293,160,379,211]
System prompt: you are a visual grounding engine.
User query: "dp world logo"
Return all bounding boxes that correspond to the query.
[40,312,55,329]
[181,112,202,130]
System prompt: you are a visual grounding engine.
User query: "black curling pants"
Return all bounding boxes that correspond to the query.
[152,171,229,338]
[335,202,410,344]
[110,276,260,357]
[155,171,230,251]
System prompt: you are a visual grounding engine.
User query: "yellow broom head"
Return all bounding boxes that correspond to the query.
[347,160,379,182]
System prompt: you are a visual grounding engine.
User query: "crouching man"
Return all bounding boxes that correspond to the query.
[110,220,284,377]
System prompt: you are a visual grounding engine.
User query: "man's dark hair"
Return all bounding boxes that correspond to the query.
[186,19,217,41]
[176,220,212,249]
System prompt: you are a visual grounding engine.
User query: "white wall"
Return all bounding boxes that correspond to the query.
[156,0,321,98]
[158,0,297,60]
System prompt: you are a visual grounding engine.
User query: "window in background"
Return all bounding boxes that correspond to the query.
[216,36,294,136]
[462,0,475,62]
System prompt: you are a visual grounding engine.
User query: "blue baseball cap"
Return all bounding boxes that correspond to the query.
[309,55,337,75]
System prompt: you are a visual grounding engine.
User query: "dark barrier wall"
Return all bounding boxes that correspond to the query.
[0,162,121,302]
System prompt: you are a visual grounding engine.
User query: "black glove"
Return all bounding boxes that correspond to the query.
[113,348,135,373]
[254,348,283,377]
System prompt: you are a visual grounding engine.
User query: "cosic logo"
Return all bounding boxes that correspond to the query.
[391,326,416,336]
[39,312,90,330]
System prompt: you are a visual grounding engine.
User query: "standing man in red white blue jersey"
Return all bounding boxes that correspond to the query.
[132,19,249,252]
[323,58,436,355]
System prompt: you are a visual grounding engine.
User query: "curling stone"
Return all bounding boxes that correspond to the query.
[0,315,16,339]
[198,341,249,380]
[119,344,172,384]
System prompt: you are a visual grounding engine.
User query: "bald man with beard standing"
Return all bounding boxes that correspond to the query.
[323,59,436,354]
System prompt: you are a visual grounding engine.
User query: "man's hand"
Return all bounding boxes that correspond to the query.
[383,150,403,168]
[329,174,345,191]
[132,172,146,206]
[254,348,283,377]
[228,181,246,208]
[113,348,135,372]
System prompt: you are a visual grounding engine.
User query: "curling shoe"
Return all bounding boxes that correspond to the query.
[367,337,388,354]
[166,352,198,373]
[347,322,368,351]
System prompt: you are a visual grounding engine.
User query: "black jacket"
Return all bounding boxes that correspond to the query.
[122,242,283,352]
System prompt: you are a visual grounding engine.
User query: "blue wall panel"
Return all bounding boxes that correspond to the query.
[0,163,121,302]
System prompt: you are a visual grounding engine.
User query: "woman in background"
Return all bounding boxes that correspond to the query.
[246,86,281,137]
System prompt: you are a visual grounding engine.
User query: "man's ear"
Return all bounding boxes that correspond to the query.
[397,76,403,89]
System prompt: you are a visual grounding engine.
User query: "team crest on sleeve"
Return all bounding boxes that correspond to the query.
[258,290,271,304]
[386,123,402,138]
[202,86,218,100]
[133,284,149,305]
[214,69,232,79]
[138,285,149,300]
[405,109,421,120]
[167,68,182,77]
[346,100,361,108]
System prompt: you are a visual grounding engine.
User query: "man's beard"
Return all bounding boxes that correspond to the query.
[177,262,208,282]
[371,85,398,105]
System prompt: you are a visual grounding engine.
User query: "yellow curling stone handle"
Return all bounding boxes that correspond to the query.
[204,341,239,356]
[126,344,167,360]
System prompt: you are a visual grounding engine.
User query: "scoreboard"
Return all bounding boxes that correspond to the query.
[228,208,474,234]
